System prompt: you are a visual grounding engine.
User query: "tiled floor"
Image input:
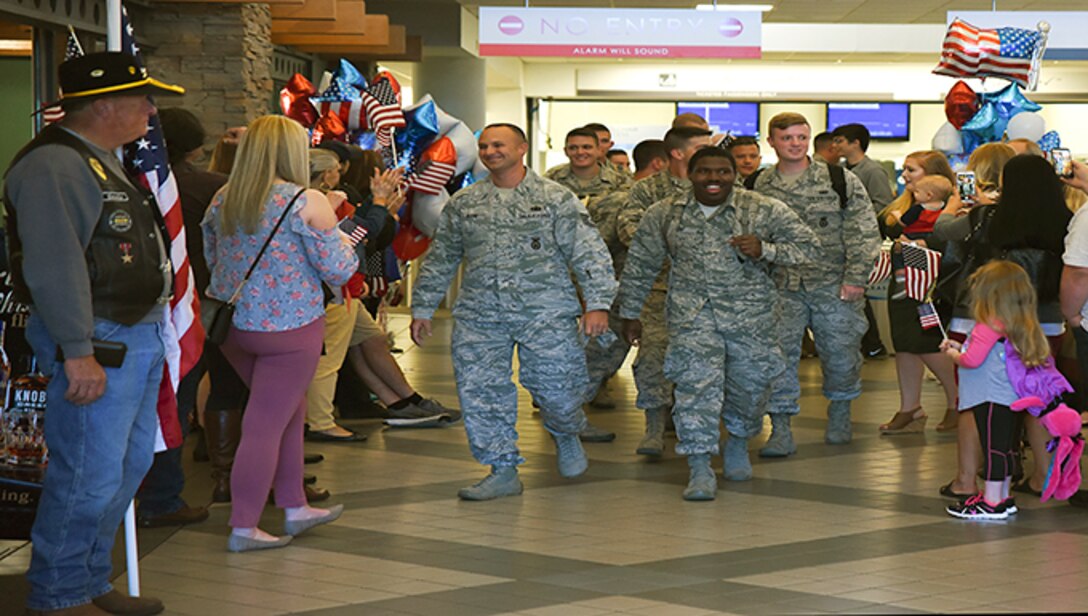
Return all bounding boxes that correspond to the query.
[3,310,1088,615]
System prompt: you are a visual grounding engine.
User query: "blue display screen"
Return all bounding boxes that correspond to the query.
[676,102,760,137]
[826,103,910,140]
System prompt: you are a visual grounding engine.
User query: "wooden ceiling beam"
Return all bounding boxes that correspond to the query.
[273,8,384,36]
[270,0,337,21]
[272,18,390,47]
[290,25,406,56]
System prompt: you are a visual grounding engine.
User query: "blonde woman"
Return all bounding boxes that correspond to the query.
[203,116,358,552]
[876,151,959,435]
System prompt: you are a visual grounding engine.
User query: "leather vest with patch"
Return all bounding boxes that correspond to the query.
[3,125,172,324]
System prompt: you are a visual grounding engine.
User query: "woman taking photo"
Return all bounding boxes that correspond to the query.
[876,151,959,434]
[203,116,358,552]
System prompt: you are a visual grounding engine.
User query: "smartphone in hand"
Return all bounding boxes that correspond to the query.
[956,171,977,203]
[1050,148,1074,179]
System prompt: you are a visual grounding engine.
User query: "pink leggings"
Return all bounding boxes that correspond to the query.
[221,318,325,528]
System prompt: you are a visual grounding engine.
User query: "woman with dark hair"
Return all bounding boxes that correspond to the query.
[938,153,1072,498]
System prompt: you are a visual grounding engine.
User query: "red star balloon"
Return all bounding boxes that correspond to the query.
[944,81,980,130]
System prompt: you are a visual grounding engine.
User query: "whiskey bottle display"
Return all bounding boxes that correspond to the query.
[4,359,48,467]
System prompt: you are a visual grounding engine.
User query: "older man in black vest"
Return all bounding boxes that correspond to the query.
[4,52,184,616]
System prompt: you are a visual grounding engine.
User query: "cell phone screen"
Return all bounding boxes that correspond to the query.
[956,172,977,200]
[1051,149,1074,178]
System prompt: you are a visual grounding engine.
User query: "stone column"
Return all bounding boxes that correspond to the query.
[136,3,273,142]
[412,50,486,131]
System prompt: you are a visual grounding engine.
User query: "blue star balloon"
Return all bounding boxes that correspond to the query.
[960,102,998,152]
[385,100,440,170]
[335,59,367,90]
[311,76,360,103]
[978,83,1041,141]
[1037,130,1061,152]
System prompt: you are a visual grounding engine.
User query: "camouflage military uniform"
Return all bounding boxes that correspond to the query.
[619,188,818,454]
[748,160,880,416]
[546,163,632,400]
[616,170,690,413]
[412,169,617,467]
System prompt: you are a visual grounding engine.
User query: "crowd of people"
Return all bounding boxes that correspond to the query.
[6,50,1088,615]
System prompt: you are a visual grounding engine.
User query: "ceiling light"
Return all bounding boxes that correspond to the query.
[695,4,774,11]
[0,40,32,52]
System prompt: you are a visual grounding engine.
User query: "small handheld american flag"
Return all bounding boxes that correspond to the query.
[362,72,407,148]
[902,242,941,303]
[867,241,893,287]
[40,27,85,125]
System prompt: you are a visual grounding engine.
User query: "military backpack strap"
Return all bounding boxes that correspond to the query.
[828,164,848,209]
[742,167,764,191]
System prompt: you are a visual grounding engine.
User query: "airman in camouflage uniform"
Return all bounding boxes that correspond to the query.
[747,113,881,454]
[620,148,818,499]
[615,126,712,456]
[411,124,617,501]
[545,129,632,416]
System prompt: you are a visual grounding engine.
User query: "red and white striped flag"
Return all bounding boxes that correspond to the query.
[316,100,369,132]
[362,72,406,147]
[902,242,941,302]
[867,245,892,287]
[933,18,1043,90]
[40,27,85,125]
[121,6,202,450]
[406,160,457,195]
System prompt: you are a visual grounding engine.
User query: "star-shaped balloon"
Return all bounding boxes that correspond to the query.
[312,76,360,103]
[960,102,998,152]
[311,110,347,145]
[385,99,441,170]
[280,73,319,127]
[334,59,367,90]
[944,81,979,129]
[980,83,1042,136]
[1038,130,1061,152]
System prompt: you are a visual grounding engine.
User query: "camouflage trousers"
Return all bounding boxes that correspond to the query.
[583,301,631,402]
[451,316,589,467]
[768,283,867,416]
[665,305,781,456]
[633,289,675,412]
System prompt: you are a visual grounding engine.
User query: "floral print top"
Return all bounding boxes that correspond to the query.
[202,183,358,332]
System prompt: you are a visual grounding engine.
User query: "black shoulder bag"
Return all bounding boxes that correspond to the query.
[205,188,305,345]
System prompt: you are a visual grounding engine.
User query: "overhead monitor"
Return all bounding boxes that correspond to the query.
[676,102,760,137]
[826,102,910,140]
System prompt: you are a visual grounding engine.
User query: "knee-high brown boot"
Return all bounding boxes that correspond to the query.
[205,408,242,503]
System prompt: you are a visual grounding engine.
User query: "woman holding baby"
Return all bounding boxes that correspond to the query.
[876,150,960,435]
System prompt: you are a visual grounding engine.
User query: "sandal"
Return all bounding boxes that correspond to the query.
[935,408,959,432]
[939,481,975,499]
[880,407,927,434]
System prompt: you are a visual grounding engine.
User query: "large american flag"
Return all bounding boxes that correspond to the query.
[314,77,369,131]
[120,6,202,450]
[902,243,941,303]
[40,28,85,125]
[361,72,406,147]
[933,19,1042,90]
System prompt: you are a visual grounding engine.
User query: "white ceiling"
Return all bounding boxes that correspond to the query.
[454,0,1087,24]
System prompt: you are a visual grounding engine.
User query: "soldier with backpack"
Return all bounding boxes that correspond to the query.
[618,147,817,499]
[746,113,881,456]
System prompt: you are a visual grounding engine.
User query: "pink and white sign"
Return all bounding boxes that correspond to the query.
[478,7,762,59]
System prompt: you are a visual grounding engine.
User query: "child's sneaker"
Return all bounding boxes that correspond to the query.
[1003,497,1018,515]
[946,493,1009,520]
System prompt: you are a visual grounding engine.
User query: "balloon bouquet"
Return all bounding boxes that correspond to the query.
[930,18,1056,165]
[279,59,483,263]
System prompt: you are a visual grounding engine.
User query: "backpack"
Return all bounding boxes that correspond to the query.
[743,164,849,209]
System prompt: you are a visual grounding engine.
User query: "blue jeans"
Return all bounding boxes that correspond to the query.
[24,314,165,611]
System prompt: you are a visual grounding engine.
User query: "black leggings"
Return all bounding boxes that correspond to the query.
[971,402,1024,482]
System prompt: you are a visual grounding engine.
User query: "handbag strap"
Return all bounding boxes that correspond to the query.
[227,187,306,304]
